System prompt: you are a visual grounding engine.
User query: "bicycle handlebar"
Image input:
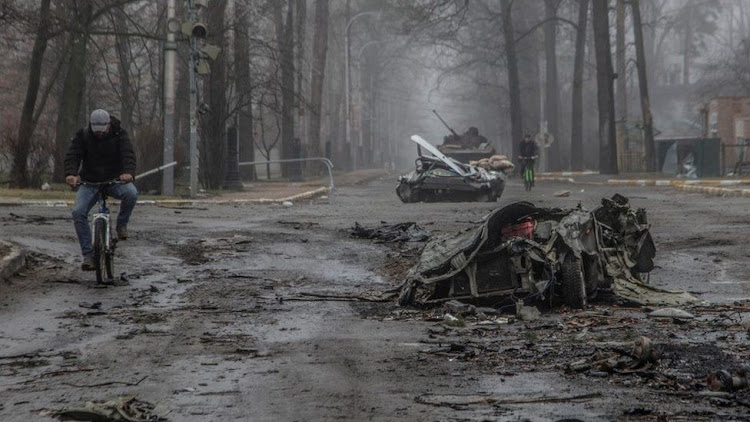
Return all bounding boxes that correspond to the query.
[78,179,125,187]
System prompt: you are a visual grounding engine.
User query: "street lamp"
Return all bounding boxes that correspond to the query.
[345,11,380,170]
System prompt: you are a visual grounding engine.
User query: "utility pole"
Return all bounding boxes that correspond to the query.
[162,0,177,196]
[188,0,199,198]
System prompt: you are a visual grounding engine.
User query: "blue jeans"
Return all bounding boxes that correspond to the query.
[71,183,138,256]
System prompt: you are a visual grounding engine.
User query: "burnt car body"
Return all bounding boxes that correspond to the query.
[399,194,658,308]
[397,135,506,203]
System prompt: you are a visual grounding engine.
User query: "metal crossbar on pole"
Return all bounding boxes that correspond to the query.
[136,161,178,181]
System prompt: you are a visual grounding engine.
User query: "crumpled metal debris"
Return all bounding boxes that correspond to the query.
[351,222,430,243]
[567,336,658,374]
[41,396,167,422]
[398,195,696,308]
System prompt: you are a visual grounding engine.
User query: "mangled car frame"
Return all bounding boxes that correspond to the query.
[397,135,506,203]
[399,194,660,308]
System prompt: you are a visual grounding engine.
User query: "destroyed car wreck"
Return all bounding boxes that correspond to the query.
[397,135,506,203]
[399,194,693,308]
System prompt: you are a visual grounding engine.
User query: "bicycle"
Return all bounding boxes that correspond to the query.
[79,180,121,284]
[519,155,538,192]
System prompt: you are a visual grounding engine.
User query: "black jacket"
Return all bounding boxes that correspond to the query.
[64,116,136,182]
[519,140,539,158]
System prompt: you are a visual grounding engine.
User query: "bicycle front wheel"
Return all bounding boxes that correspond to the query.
[93,219,111,284]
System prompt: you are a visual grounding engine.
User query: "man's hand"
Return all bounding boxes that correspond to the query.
[66,175,79,187]
[119,173,133,183]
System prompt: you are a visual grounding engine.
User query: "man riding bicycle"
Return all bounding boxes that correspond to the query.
[519,134,539,188]
[64,109,137,271]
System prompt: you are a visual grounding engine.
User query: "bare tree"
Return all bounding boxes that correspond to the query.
[571,0,589,171]
[501,0,523,162]
[235,0,255,180]
[307,0,329,168]
[615,0,627,169]
[200,0,228,189]
[592,0,617,174]
[11,0,51,188]
[53,2,93,183]
[274,0,296,179]
[632,0,655,171]
[544,0,560,170]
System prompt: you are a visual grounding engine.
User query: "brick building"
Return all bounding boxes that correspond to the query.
[706,96,750,169]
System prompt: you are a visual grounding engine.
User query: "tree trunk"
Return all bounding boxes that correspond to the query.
[592,0,618,174]
[294,0,306,177]
[11,0,51,188]
[307,0,329,171]
[53,3,93,182]
[571,0,589,172]
[632,0,656,172]
[234,0,255,180]
[113,7,133,130]
[275,0,296,178]
[682,0,693,85]
[544,0,560,170]
[615,0,627,171]
[501,0,523,163]
[201,0,228,189]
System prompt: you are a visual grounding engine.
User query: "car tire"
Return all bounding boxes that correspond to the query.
[397,182,418,203]
[561,254,587,309]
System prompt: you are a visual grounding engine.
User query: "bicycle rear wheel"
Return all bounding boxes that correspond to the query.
[93,219,112,284]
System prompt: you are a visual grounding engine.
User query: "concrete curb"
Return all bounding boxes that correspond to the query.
[607,179,750,187]
[0,240,26,282]
[0,187,330,207]
[533,176,750,199]
[672,184,750,198]
[538,171,598,177]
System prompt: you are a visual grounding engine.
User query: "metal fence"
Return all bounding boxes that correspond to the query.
[721,142,750,176]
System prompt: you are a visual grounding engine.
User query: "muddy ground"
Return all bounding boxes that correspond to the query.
[1,176,750,421]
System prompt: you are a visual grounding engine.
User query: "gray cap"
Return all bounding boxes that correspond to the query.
[89,109,110,133]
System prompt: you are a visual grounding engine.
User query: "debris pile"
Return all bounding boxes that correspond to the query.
[399,194,696,308]
[41,396,167,422]
[351,222,430,243]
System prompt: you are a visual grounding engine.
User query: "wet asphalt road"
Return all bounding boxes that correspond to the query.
[1,176,750,421]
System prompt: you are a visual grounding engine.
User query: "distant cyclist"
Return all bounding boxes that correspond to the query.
[64,109,137,271]
[518,134,539,190]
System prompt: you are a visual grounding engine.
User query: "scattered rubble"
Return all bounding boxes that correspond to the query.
[351,221,430,243]
[41,396,166,421]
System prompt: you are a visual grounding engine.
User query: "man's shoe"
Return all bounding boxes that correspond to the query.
[116,226,128,240]
[81,255,96,271]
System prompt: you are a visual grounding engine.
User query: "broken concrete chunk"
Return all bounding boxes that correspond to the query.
[443,300,476,316]
[443,313,464,326]
[516,304,541,322]
[648,308,695,320]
